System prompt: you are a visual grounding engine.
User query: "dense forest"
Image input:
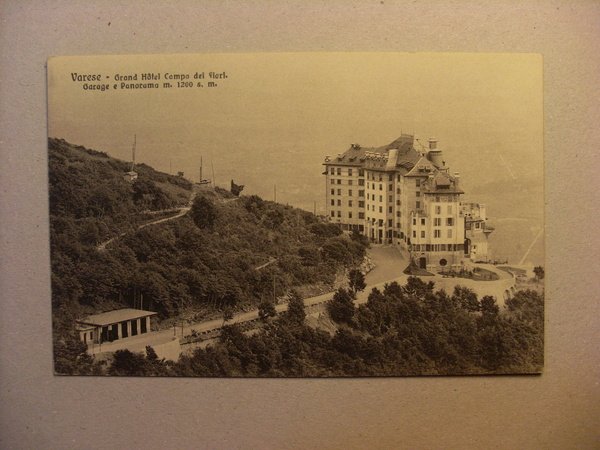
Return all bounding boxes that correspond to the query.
[75,279,544,377]
[49,139,367,373]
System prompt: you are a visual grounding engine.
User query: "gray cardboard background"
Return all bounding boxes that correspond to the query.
[1,1,599,449]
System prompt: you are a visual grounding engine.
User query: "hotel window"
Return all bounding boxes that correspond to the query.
[348,200,353,207]
[434,229,441,238]
[388,219,393,227]
[447,229,453,238]
[349,212,353,219]
[396,200,401,206]
[396,211,401,217]
[358,201,365,208]
[359,212,364,219]
[435,205,441,214]
[372,194,375,201]
[416,179,421,187]
[379,206,383,213]
[379,184,383,191]
[330,199,334,206]
[388,195,392,202]
[337,168,341,175]
[413,230,416,238]
[416,191,421,197]
[331,179,335,184]
[379,195,383,202]
[358,190,364,197]
[397,187,401,194]
[372,183,375,189]
[421,218,425,225]
[388,184,393,191]
[348,190,353,196]
[397,174,401,181]
[330,167,335,175]
[337,179,341,184]
[447,205,453,214]
[434,218,441,226]
[337,211,341,217]
[389,174,393,181]
[358,179,364,186]
[337,189,341,195]
[337,200,341,206]
[359,169,364,176]
[330,189,334,195]
[446,218,454,226]
[331,211,335,217]
[388,206,393,213]
[412,218,416,225]
[396,222,401,228]
[378,175,382,181]
[348,169,353,176]
[348,180,353,186]
[421,231,425,238]
[416,201,421,209]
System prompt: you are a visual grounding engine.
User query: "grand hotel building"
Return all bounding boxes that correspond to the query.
[323,134,485,270]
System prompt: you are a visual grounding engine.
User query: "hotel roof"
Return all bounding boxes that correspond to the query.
[77,309,157,327]
[325,134,421,170]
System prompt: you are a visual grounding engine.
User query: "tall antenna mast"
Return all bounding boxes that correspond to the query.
[200,156,203,183]
[131,134,136,172]
[211,160,216,187]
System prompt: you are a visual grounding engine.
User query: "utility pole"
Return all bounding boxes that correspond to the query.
[313,201,317,216]
[131,134,136,172]
[274,184,277,202]
[211,160,216,188]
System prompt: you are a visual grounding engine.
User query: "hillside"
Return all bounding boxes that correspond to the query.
[49,139,367,371]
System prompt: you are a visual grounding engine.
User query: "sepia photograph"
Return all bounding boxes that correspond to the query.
[48,52,544,377]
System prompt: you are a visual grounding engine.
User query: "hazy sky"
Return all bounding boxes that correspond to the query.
[48,52,543,210]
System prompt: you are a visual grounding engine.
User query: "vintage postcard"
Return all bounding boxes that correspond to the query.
[48,53,544,376]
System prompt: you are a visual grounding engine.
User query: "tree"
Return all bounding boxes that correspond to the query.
[350,229,370,247]
[327,288,355,324]
[230,179,245,196]
[348,269,366,296]
[533,266,545,282]
[284,290,306,325]
[480,295,499,317]
[190,196,218,229]
[222,306,234,326]
[258,300,277,322]
[309,222,342,239]
[109,349,150,376]
[452,286,480,312]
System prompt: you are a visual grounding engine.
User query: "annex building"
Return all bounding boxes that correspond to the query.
[76,308,157,346]
[323,134,492,270]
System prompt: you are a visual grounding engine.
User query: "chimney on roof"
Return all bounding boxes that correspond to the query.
[426,137,443,169]
[386,149,398,170]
